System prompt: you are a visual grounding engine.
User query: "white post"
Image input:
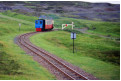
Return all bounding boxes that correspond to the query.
[52,20,54,24]
[62,24,66,30]
[19,23,21,31]
[72,22,73,30]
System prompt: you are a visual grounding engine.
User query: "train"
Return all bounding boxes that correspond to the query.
[35,19,54,32]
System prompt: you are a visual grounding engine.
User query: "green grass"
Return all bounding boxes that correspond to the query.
[86,22,120,37]
[30,31,120,80]
[0,11,120,80]
[1,11,120,38]
[54,17,120,38]
[0,11,37,22]
[0,13,55,79]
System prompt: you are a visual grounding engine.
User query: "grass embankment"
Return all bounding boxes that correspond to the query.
[2,11,120,38]
[0,11,120,80]
[54,18,120,38]
[0,11,37,22]
[30,31,120,80]
[0,13,55,79]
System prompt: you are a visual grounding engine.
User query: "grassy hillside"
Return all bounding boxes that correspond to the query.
[30,31,120,80]
[0,13,55,79]
[1,11,120,38]
[0,11,120,80]
[0,11,37,22]
[54,18,120,38]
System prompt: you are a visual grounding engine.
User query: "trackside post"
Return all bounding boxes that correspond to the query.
[71,32,76,53]
[19,23,21,31]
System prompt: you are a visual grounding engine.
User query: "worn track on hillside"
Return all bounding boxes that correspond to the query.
[15,31,98,80]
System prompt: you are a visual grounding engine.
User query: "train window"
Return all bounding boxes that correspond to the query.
[40,21,42,24]
[36,21,38,24]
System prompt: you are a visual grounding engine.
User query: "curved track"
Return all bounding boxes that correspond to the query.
[16,31,97,80]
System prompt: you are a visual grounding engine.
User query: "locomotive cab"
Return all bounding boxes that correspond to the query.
[35,19,45,32]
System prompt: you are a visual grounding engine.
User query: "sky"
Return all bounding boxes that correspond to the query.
[80,0,120,4]
[2,0,120,4]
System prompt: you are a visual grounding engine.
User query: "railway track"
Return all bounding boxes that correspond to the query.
[16,32,96,80]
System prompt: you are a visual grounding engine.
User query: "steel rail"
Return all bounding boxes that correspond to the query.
[17,32,88,80]
[23,33,89,80]
[18,33,75,80]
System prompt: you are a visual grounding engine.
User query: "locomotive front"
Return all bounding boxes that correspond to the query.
[35,19,54,32]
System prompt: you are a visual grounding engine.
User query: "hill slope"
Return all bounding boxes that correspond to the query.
[0,12,55,80]
[0,1,120,22]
